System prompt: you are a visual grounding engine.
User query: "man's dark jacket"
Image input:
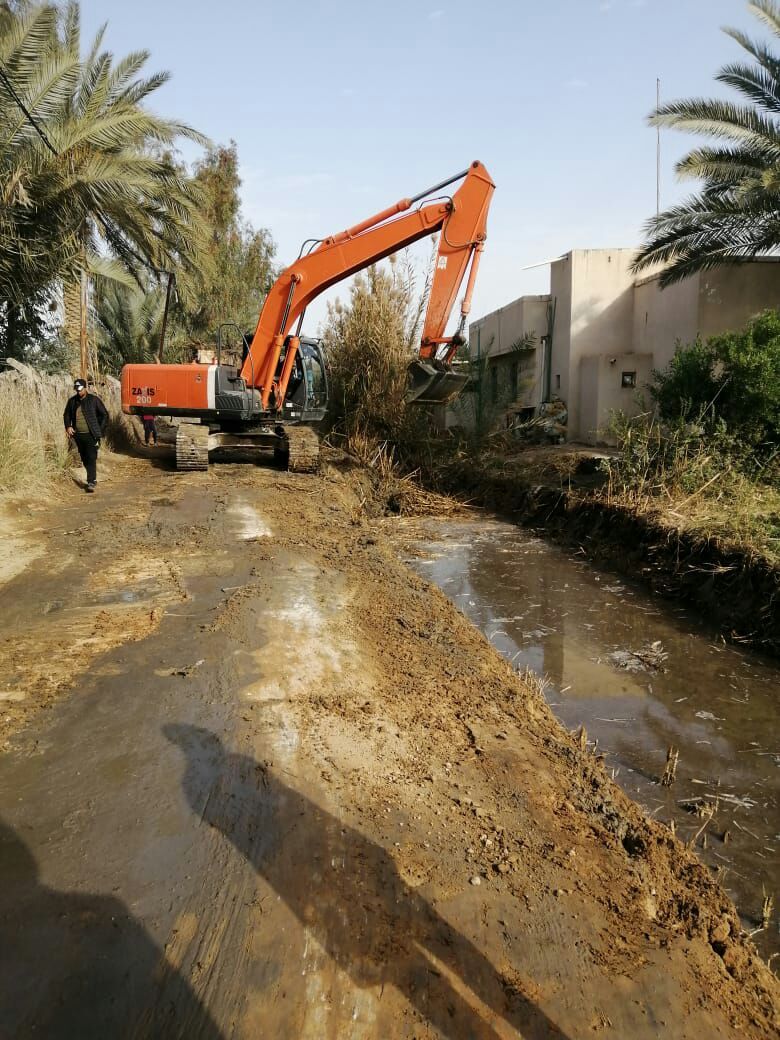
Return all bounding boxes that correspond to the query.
[63,393,108,441]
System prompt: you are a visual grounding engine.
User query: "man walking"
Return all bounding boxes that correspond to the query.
[63,379,108,493]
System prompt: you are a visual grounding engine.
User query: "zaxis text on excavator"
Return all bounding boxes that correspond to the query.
[121,161,495,472]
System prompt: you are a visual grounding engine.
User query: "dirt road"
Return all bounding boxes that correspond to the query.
[0,454,777,1038]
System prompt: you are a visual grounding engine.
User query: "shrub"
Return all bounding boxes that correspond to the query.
[651,310,780,460]
[321,256,433,457]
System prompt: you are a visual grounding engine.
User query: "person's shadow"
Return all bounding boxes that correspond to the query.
[165,724,570,1040]
[0,818,224,1039]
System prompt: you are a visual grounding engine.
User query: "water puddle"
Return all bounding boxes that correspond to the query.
[402,519,779,958]
[230,503,273,540]
[94,582,160,606]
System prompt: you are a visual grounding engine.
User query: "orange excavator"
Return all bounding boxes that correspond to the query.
[121,161,495,471]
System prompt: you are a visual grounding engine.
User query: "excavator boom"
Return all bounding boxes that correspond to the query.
[241,160,494,410]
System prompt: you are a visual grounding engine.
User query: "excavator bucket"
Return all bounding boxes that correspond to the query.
[406,359,470,406]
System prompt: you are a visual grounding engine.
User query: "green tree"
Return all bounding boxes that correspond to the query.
[0,3,79,306]
[633,1,780,286]
[184,143,275,342]
[0,2,210,364]
[651,310,780,454]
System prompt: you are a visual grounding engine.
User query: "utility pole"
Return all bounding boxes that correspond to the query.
[656,77,661,217]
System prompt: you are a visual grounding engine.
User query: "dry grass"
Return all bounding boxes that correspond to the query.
[351,437,463,518]
[321,257,433,460]
[0,368,72,492]
[599,412,780,565]
[0,365,129,494]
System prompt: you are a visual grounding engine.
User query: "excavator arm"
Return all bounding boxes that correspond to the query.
[241,161,495,410]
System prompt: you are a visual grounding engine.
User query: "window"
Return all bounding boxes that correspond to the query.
[555,374,561,390]
[621,371,636,388]
[510,360,519,399]
[300,342,327,407]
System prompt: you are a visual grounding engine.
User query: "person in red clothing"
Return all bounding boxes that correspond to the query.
[141,414,157,446]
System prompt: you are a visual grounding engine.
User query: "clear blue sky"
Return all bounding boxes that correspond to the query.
[80,0,754,333]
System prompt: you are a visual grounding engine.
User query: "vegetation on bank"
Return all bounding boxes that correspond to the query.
[598,414,779,565]
[0,356,140,492]
[0,367,71,490]
[321,254,436,461]
[597,311,779,564]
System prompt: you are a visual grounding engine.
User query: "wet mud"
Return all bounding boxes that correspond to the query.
[0,455,777,1038]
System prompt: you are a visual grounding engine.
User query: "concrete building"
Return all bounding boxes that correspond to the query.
[466,250,780,444]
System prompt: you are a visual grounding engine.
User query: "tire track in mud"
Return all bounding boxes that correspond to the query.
[0,460,776,1039]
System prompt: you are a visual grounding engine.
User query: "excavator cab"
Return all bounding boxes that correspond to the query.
[406,358,470,406]
[278,337,329,422]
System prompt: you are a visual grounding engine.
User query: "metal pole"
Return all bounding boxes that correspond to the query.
[656,78,661,217]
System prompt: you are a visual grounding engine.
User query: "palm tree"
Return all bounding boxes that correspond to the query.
[0,2,211,367]
[633,0,780,286]
[0,4,80,305]
[93,280,167,373]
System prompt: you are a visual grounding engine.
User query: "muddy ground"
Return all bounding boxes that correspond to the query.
[0,451,777,1039]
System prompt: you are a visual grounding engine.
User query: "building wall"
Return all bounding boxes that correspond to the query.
[515,296,549,407]
[466,295,549,429]
[567,249,636,436]
[549,255,573,411]
[579,355,601,443]
[579,353,654,443]
[469,252,780,444]
[469,294,549,360]
[698,261,780,341]
[633,275,699,374]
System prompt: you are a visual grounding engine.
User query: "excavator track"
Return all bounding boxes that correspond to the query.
[175,423,210,471]
[284,426,320,473]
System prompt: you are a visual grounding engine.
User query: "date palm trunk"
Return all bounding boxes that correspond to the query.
[62,278,81,373]
[62,236,89,378]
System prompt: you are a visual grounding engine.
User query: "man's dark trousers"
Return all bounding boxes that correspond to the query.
[74,432,98,484]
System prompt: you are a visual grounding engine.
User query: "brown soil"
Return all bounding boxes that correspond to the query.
[0,451,777,1039]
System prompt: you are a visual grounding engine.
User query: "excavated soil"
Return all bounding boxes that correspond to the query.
[0,452,777,1039]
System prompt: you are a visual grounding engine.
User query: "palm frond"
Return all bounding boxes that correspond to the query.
[651,98,780,149]
[747,1,780,38]
[86,253,139,287]
[723,26,780,76]
[717,61,780,112]
[0,0,210,310]
[675,144,779,182]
